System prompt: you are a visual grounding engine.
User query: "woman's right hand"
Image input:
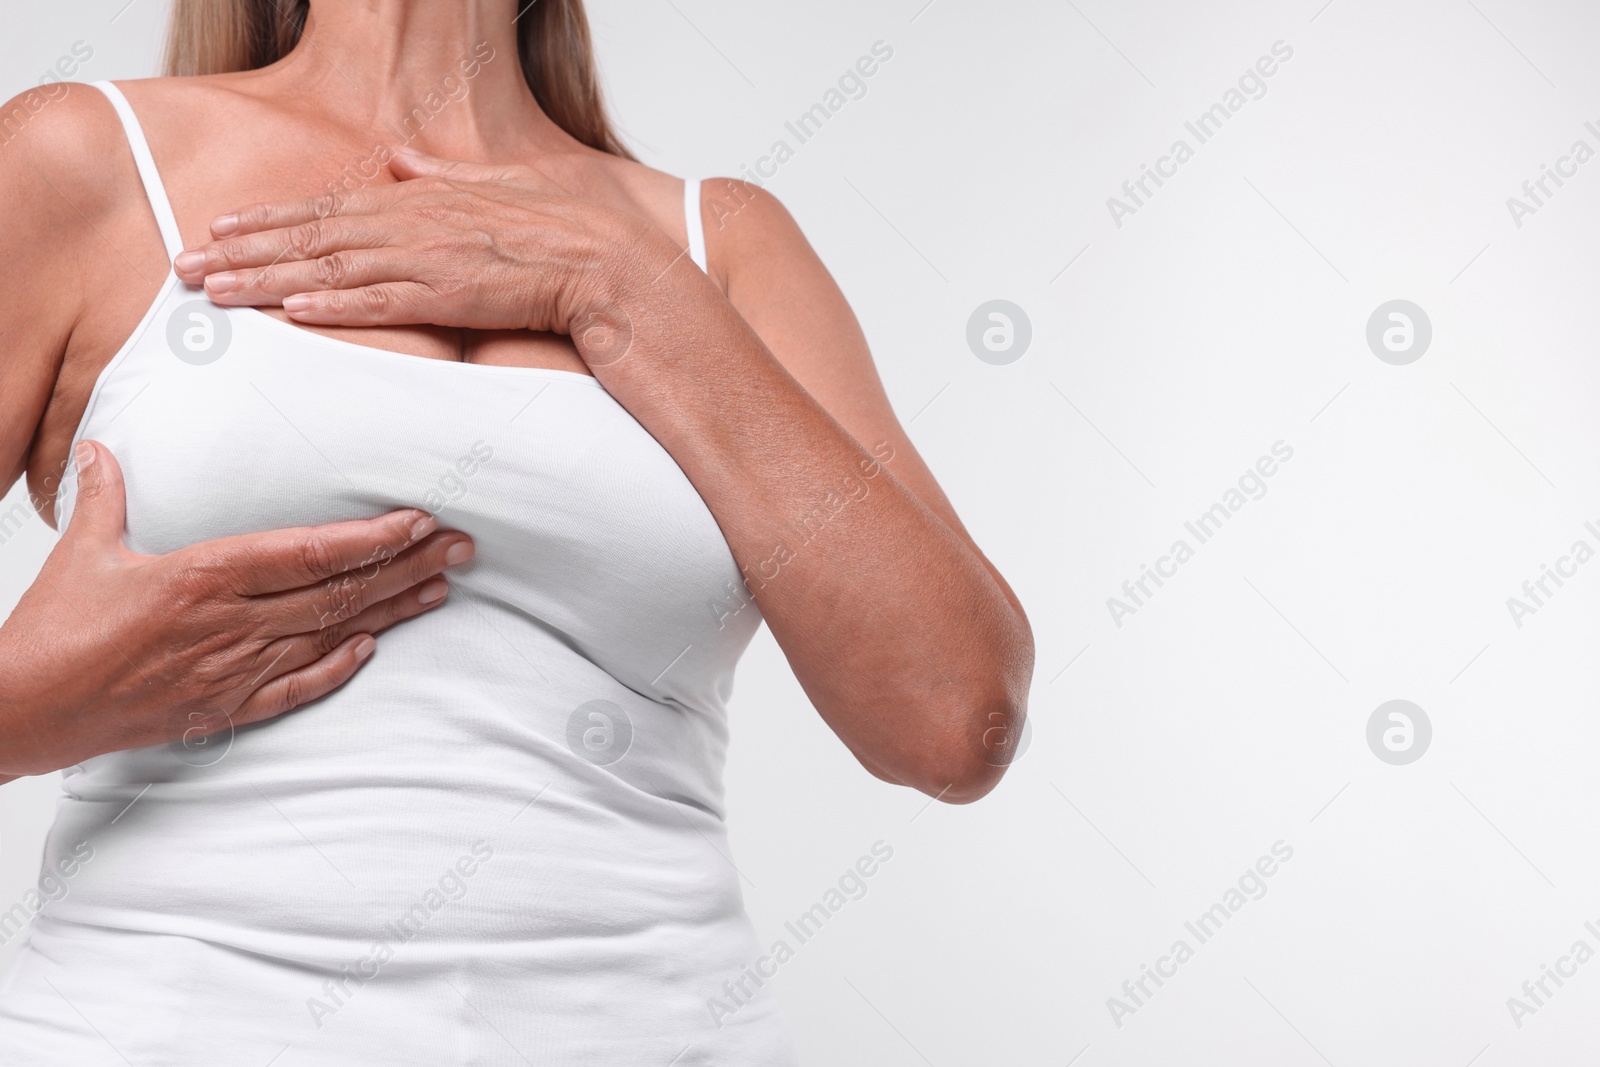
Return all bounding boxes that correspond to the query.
[0,440,474,778]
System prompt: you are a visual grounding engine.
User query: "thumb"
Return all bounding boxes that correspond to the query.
[63,441,128,547]
[387,146,522,183]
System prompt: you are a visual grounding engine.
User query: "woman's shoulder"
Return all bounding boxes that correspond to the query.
[4,75,242,155]
[689,176,811,290]
[692,176,796,237]
[580,148,807,285]
[96,72,261,118]
[1,82,132,217]
[1,76,251,221]
[0,80,178,320]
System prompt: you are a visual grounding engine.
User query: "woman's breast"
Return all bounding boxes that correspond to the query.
[246,307,596,374]
[54,296,765,825]
[66,299,761,700]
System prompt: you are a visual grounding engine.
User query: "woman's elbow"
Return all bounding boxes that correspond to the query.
[903,694,1028,805]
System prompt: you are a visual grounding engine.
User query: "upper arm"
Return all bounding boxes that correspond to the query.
[703,178,1026,619]
[0,84,117,495]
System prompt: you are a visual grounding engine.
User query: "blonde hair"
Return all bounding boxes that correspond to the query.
[162,0,634,159]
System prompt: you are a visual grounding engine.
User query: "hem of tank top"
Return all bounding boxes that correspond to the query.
[236,305,606,386]
[55,267,182,527]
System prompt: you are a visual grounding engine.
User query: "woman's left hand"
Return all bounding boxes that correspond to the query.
[172,148,672,340]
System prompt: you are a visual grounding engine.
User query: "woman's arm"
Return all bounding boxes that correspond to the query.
[584,183,1034,803]
[0,86,103,782]
[0,86,96,514]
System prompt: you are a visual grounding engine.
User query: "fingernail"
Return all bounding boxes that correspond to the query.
[74,441,96,471]
[211,214,239,236]
[445,541,474,566]
[418,579,448,605]
[283,294,312,312]
[353,635,377,661]
[409,515,436,542]
[174,250,206,274]
[206,271,239,294]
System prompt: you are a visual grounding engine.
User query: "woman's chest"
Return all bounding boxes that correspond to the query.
[29,223,592,528]
[55,287,762,684]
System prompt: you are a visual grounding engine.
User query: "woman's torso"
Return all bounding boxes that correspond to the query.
[0,78,793,1065]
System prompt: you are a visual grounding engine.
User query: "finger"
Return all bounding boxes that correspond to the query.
[282,282,440,327]
[209,187,391,239]
[202,248,412,306]
[252,574,450,683]
[231,633,377,728]
[388,146,526,184]
[62,441,128,550]
[172,216,384,282]
[187,509,439,597]
[253,530,473,635]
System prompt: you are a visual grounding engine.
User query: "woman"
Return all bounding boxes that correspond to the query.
[0,0,1032,1061]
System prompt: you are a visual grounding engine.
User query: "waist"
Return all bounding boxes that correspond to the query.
[40,742,742,962]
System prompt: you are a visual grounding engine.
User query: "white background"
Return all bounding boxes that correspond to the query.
[4,1,1600,1064]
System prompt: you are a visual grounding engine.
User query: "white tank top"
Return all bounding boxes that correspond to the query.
[0,81,797,1065]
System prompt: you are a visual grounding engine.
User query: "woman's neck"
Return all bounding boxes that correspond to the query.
[264,0,565,160]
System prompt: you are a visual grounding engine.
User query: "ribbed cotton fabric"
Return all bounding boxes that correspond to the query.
[0,81,796,1065]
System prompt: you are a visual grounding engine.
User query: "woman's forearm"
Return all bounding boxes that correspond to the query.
[580,250,1033,801]
[0,688,27,780]
[0,628,68,778]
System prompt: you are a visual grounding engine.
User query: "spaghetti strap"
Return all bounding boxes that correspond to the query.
[683,177,707,273]
[90,80,185,261]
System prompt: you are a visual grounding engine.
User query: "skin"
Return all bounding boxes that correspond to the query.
[1,0,1032,802]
